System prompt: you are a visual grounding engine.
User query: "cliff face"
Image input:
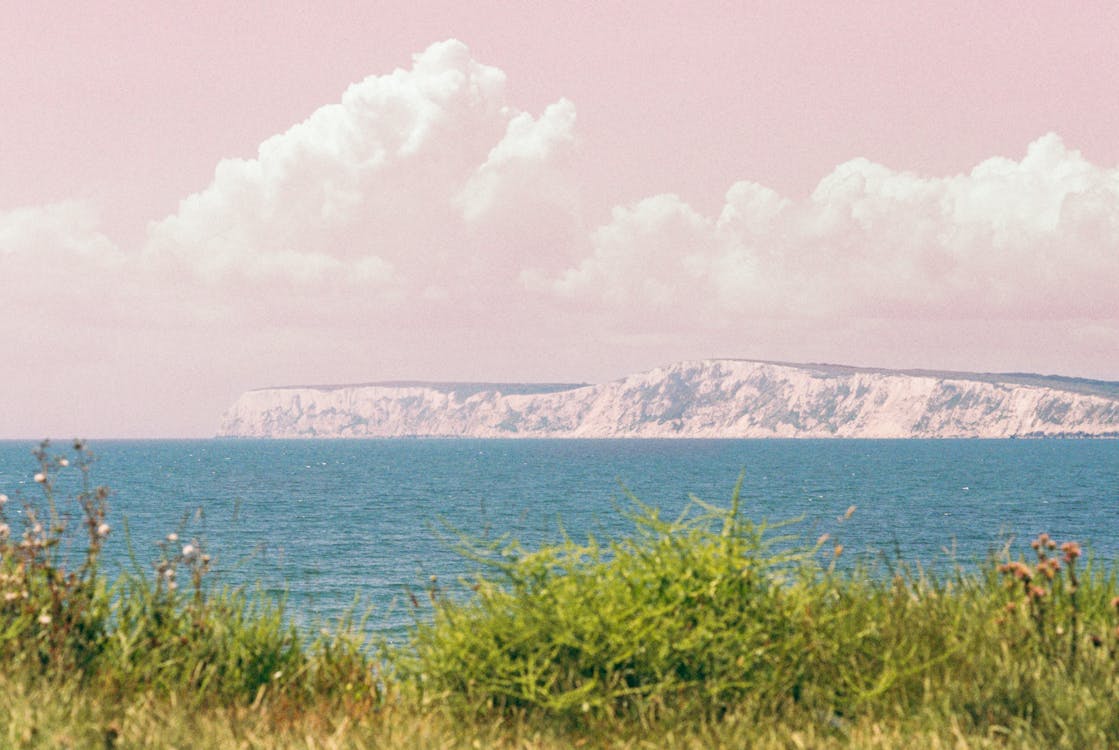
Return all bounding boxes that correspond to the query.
[217,360,1119,438]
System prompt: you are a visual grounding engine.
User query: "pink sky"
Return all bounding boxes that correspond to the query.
[3,1,1119,438]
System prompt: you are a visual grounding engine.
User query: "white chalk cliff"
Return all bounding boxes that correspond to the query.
[218,360,1119,439]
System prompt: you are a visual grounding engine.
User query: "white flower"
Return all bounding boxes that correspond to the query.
[0,494,7,505]
[33,473,46,483]
[38,613,51,625]
[0,523,9,538]
[167,533,179,542]
[97,523,110,538]
[181,544,196,559]
[58,459,69,467]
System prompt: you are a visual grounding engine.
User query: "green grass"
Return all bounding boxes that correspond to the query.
[3,442,1119,748]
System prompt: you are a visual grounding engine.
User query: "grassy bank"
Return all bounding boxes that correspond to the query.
[3,442,1119,748]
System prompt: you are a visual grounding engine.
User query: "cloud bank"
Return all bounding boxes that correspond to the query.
[528,134,1119,328]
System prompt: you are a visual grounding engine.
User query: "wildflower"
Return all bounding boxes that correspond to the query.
[0,523,8,539]
[1029,586,1047,600]
[38,613,51,625]
[3,592,17,602]
[0,494,7,505]
[167,533,179,543]
[182,544,196,559]
[1110,596,1119,610]
[833,544,844,557]
[1001,561,1032,582]
[97,523,110,538]
[58,458,69,467]
[1061,541,1081,563]
[33,473,46,483]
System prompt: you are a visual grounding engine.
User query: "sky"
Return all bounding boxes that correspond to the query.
[3,1,1119,438]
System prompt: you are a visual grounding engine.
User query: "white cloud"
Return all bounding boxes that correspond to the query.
[528,133,1119,325]
[0,201,131,314]
[145,39,578,308]
[456,98,577,222]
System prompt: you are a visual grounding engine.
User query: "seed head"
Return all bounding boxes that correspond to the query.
[58,458,69,467]
[182,544,196,559]
[33,473,46,484]
[1061,541,1081,563]
[97,523,110,538]
[167,533,179,542]
[0,494,7,505]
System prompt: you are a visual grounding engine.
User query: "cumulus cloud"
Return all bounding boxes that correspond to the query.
[145,39,579,311]
[456,98,577,222]
[140,39,1119,340]
[0,201,132,315]
[527,133,1119,328]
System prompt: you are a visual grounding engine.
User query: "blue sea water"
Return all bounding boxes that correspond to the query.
[1,439,1117,637]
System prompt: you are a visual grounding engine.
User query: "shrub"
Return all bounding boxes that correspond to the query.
[399,477,1119,739]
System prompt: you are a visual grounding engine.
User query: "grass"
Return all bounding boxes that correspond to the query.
[3,441,1119,748]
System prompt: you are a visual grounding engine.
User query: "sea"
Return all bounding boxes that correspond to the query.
[1,438,1116,639]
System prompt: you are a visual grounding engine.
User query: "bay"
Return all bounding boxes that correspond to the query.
[1,439,1116,638]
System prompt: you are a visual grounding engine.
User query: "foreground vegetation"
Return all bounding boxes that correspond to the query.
[3,442,1119,748]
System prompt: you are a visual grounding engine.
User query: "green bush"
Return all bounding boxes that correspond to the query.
[399,477,1119,740]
